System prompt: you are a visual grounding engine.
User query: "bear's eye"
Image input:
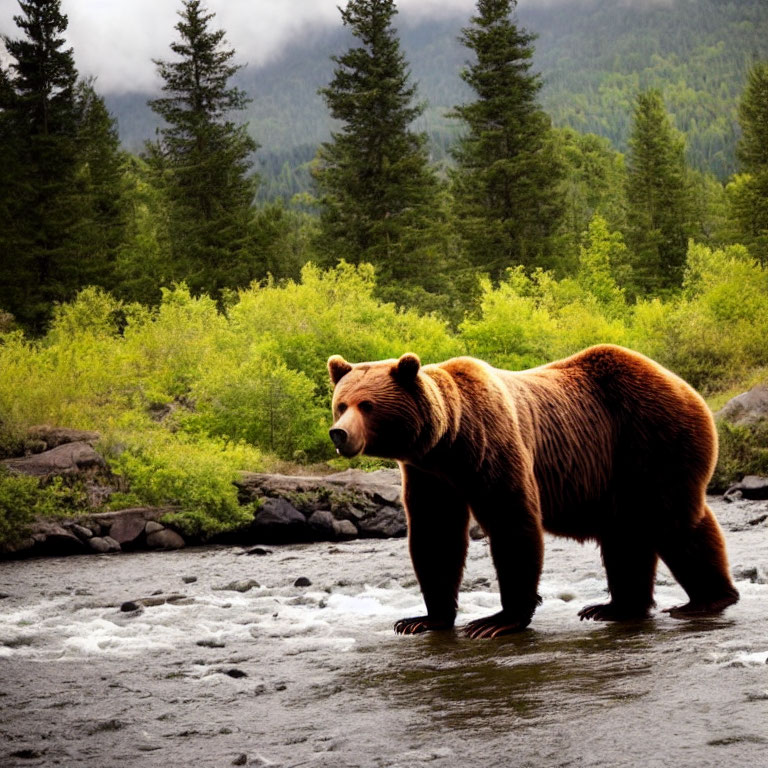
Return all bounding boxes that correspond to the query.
[358,400,374,413]
[337,403,348,414]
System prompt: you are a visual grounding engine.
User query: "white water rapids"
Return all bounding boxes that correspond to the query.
[1,497,767,767]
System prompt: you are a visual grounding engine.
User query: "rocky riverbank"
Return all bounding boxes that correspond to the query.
[0,424,417,559]
[3,378,768,561]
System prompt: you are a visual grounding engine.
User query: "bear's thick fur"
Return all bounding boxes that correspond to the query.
[327,345,739,638]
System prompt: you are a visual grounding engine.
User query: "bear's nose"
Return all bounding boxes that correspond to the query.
[329,428,348,449]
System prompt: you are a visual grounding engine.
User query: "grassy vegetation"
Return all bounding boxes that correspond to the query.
[1,239,766,543]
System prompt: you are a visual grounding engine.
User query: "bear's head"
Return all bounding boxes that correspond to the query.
[327,353,448,461]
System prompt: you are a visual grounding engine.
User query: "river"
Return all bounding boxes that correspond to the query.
[1,497,767,768]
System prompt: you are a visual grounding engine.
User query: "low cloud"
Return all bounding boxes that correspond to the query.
[0,0,672,93]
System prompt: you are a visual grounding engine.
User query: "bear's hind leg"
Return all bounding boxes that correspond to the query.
[658,504,739,617]
[579,533,657,622]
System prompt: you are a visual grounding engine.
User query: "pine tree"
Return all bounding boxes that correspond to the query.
[450,0,564,281]
[147,0,258,298]
[313,0,450,311]
[69,80,127,289]
[0,0,80,328]
[0,0,125,329]
[625,90,693,294]
[729,61,768,260]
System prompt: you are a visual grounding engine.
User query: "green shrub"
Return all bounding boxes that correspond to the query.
[106,431,262,538]
[0,468,88,547]
[711,419,768,492]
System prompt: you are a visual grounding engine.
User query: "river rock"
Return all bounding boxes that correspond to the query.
[307,509,336,539]
[724,475,768,501]
[88,537,112,554]
[26,425,101,450]
[108,511,147,546]
[215,579,260,593]
[357,506,407,538]
[236,468,405,543]
[716,385,768,426]
[146,529,185,550]
[69,523,94,540]
[333,519,358,539]
[145,521,164,535]
[30,521,88,556]
[249,498,309,543]
[2,441,106,479]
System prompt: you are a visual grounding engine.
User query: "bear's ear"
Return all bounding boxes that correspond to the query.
[393,352,421,382]
[328,355,353,385]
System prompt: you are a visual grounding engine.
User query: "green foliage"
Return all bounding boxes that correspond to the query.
[625,90,693,294]
[146,0,259,300]
[729,61,768,261]
[0,0,126,332]
[313,0,452,311]
[711,419,768,492]
[187,343,329,460]
[460,264,629,371]
[450,0,564,279]
[647,242,768,391]
[0,467,88,547]
[106,431,260,538]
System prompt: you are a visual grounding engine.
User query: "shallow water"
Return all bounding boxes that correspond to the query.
[1,498,767,768]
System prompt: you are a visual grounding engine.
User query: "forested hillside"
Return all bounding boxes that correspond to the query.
[2,0,768,539]
[106,0,768,198]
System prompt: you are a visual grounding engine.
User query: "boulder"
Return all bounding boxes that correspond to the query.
[2,441,106,479]
[333,519,358,540]
[30,521,88,556]
[145,521,164,535]
[236,468,405,543]
[724,475,768,501]
[145,529,185,550]
[357,505,407,538]
[108,512,147,546]
[716,385,768,426]
[88,537,113,554]
[25,425,100,450]
[249,498,309,543]
[307,509,336,540]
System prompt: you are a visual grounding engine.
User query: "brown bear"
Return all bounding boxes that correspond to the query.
[327,345,739,638]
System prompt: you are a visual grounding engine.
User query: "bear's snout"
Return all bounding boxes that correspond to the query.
[329,427,348,449]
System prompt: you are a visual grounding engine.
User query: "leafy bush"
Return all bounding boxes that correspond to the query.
[106,430,262,538]
[710,419,768,492]
[0,468,88,547]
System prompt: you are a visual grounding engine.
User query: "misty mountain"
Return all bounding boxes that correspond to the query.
[104,0,768,199]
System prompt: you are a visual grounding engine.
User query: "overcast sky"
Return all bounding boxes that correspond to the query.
[0,0,484,92]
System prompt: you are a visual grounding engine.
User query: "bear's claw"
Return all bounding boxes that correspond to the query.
[394,616,453,634]
[578,602,652,621]
[463,611,530,639]
[662,593,739,618]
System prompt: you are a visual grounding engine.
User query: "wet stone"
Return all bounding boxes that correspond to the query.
[182,575,198,583]
[146,529,185,550]
[294,577,312,587]
[120,601,142,613]
[245,546,272,556]
[145,521,165,535]
[223,668,248,679]
[215,579,260,593]
[70,524,93,540]
[232,755,248,766]
[88,537,112,554]
[196,638,226,648]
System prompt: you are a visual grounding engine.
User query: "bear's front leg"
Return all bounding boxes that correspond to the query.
[463,482,544,639]
[395,466,469,635]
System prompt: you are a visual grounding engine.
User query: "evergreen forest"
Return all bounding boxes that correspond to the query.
[1,0,768,541]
